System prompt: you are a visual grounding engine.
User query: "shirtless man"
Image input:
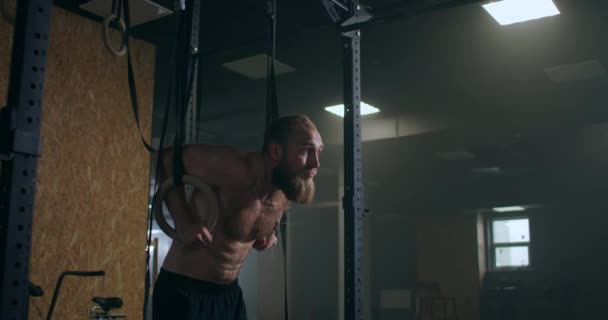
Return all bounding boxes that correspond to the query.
[152,115,323,320]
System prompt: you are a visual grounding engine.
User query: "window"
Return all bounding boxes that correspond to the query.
[487,216,531,269]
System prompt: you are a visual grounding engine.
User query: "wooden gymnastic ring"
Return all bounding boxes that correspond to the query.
[102,14,127,56]
[152,175,219,241]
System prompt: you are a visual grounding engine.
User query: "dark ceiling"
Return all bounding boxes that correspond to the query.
[56,0,608,213]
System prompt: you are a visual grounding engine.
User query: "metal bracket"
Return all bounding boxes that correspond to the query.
[0,106,41,158]
[321,0,372,29]
[12,129,41,156]
[340,7,372,29]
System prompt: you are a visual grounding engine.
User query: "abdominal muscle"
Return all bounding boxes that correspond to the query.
[161,180,282,284]
[162,230,255,284]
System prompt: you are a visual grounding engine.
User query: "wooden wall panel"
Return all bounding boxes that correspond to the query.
[0,1,13,106]
[1,6,154,320]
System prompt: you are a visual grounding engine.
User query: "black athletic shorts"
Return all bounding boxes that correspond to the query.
[153,268,247,320]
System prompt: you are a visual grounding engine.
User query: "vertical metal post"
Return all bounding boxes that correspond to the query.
[185,0,200,145]
[0,0,52,319]
[183,0,199,202]
[342,2,364,319]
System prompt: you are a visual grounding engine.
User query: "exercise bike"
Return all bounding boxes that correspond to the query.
[38,270,126,320]
[90,296,126,319]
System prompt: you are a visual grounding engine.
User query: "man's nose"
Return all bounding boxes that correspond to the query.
[308,153,320,168]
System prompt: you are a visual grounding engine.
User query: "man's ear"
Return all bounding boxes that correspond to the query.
[268,142,284,164]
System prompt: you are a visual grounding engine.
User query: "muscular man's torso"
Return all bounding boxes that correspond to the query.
[162,162,287,284]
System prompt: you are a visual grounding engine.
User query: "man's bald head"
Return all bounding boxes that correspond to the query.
[262,114,319,152]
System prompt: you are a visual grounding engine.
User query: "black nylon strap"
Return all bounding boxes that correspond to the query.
[172,5,199,187]
[265,1,287,318]
[118,0,170,317]
[267,62,278,125]
[265,0,279,129]
[142,83,172,320]
[120,1,197,317]
[280,213,288,320]
[127,52,155,153]
[119,0,179,317]
[111,0,119,18]
[121,0,156,153]
[142,34,180,320]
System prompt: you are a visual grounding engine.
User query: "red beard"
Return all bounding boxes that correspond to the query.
[272,163,315,204]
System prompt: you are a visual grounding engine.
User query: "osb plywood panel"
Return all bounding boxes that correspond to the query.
[1,6,155,320]
[0,2,14,106]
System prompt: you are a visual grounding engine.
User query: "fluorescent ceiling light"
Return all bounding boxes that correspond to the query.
[492,206,526,213]
[482,0,560,26]
[325,102,380,118]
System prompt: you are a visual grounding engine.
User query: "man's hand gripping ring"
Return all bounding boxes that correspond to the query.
[152,175,219,241]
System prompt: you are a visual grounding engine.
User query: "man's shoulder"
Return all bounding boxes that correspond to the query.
[186,144,244,160]
[185,144,257,187]
[187,143,238,153]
